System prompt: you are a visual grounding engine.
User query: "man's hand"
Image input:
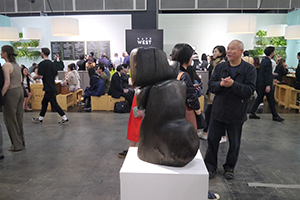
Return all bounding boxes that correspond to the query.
[265,86,270,93]
[220,76,234,87]
[123,89,129,93]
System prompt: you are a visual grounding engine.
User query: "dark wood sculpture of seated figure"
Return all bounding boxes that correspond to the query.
[130,47,199,167]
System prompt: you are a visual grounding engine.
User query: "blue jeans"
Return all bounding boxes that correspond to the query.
[204,118,243,172]
[194,80,202,97]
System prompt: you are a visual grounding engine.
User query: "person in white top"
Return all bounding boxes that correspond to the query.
[112,53,122,70]
[31,66,42,83]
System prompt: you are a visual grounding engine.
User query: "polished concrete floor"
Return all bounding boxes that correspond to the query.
[0,103,300,200]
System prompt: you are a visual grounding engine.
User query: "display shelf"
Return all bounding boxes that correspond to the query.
[17,46,40,49]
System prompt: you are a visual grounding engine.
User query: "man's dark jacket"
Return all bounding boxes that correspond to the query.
[257,57,273,87]
[209,60,256,124]
[108,72,123,98]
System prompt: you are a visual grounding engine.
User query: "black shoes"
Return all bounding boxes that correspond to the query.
[83,107,91,112]
[249,113,260,119]
[32,117,43,123]
[250,114,284,122]
[273,116,284,122]
[118,150,128,158]
[208,170,216,179]
[223,169,234,180]
[0,155,4,160]
[58,119,69,125]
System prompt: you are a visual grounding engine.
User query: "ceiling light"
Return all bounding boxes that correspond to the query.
[0,27,19,41]
[22,27,42,40]
[267,24,287,37]
[51,17,79,36]
[285,25,300,40]
[227,15,257,34]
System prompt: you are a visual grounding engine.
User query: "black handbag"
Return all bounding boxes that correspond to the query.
[114,101,130,113]
[196,113,206,129]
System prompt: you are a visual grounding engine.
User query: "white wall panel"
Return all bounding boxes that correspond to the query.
[10,14,131,68]
[159,13,286,56]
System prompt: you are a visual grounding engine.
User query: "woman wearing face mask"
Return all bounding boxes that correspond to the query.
[199,46,226,143]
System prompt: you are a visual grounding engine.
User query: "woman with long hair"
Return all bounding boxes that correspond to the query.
[65,63,80,92]
[274,58,288,83]
[21,67,35,111]
[172,43,201,118]
[200,53,208,70]
[171,43,220,200]
[200,45,226,142]
[1,45,25,151]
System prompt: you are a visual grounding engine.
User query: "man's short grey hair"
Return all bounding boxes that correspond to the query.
[231,40,244,50]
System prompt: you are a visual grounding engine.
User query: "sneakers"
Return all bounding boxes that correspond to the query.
[208,192,220,200]
[273,115,284,122]
[249,113,260,119]
[58,119,69,125]
[198,131,208,140]
[219,136,227,144]
[118,150,128,158]
[32,117,43,123]
[223,169,234,180]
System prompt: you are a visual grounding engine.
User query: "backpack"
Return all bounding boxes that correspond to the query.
[114,101,130,113]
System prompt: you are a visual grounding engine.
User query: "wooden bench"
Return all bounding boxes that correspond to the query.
[56,93,74,111]
[91,94,125,111]
[71,89,83,106]
[289,88,300,111]
[277,84,293,108]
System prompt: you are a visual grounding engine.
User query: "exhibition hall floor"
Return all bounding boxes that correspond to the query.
[0,104,299,200]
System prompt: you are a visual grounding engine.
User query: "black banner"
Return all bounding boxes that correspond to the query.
[126,29,163,54]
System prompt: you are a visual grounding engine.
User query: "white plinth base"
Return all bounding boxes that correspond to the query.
[119,147,208,200]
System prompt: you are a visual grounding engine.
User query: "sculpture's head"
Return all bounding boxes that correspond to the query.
[130,47,178,87]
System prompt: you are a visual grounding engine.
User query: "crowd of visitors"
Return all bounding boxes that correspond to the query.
[1,39,299,200]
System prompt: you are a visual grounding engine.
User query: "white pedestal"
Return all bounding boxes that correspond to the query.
[119,147,208,200]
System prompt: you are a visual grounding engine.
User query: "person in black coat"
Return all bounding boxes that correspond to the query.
[77,54,86,71]
[82,68,105,111]
[250,47,284,122]
[108,65,134,106]
[204,40,256,180]
[274,58,288,83]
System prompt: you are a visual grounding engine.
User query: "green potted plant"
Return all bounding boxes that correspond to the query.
[256,30,267,38]
[279,37,287,46]
[29,40,39,47]
[12,42,21,50]
[28,51,41,61]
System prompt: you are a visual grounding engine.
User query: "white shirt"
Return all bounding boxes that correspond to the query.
[271,59,276,73]
[112,56,122,68]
